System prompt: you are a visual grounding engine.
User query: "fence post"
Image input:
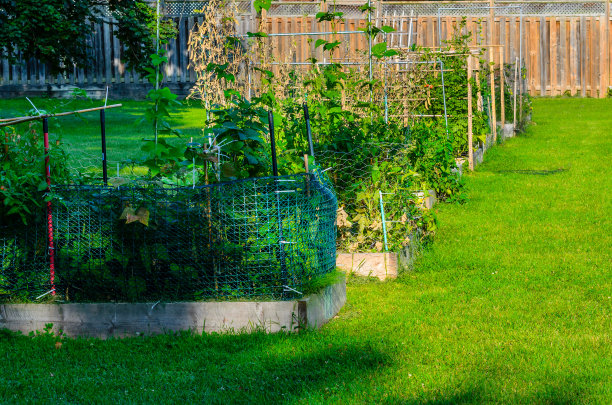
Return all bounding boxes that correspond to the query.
[489,1,497,142]
[379,190,388,252]
[489,0,495,44]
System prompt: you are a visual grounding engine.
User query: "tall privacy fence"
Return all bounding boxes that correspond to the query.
[0,1,610,98]
[0,169,337,302]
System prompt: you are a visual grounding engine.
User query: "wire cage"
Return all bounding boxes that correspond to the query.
[0,168,337,302]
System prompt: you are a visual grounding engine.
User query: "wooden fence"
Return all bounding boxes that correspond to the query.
[0,1,610,98]
[0,15,223,98]
[405,15,612,97]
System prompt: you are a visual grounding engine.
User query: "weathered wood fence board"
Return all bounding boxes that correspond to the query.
[258,13,611,98]
[0,2,610,98]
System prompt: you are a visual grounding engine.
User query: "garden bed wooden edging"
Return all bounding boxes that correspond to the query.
[336,231,422,280]
[0,280,346,338]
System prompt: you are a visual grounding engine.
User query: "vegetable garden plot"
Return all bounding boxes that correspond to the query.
[0,168,337,302]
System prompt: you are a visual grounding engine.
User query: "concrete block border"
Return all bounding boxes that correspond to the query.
[0,280,346,339]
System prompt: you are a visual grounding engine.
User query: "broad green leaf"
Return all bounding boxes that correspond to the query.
[253,0,272,13]
[315,39,327,49]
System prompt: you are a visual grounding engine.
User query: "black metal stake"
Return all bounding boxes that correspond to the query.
[100,109,108,185]
[303,102,315,157]
[268,110,279,176]
[268,110,288,297]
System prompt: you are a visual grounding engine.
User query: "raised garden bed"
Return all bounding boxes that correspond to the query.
[336,232,422,281]
[336,252,398,280]
[0,280,346,338]
[1,170,337,303]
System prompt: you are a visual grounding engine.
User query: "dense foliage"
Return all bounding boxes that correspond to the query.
[0,0,176,75]
[0,2,534,302]
[0,123,71,224]
[186,8,494,252]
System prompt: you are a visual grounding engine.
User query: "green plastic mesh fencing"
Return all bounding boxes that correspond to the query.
[0,219,49,299]
[0,168,337,302]
[313,142,425,253]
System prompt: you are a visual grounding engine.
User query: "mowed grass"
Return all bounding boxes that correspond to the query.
[1,98,611,403]
[0,97,206,175]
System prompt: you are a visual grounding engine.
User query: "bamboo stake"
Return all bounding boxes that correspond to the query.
[0,104,123,127]
[467,55,474,171]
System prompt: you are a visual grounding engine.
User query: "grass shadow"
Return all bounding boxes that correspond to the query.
[0,328,390,403]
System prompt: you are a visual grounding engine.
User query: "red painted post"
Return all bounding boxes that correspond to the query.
[43,117,55,295]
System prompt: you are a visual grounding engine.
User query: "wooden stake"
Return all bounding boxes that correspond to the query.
[604,0,611,97]
[476,67,483,112]
[500,47,505,128]
[488,1,497,142]
[467,55,474,171]
[490,46,498,142]
[514,57,518,130]
[0,104,123,127]
[519,55,523,124]
[489,0,495,40]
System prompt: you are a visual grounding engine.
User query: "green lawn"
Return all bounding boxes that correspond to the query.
[1,98,611,403]
[0,97,205,176]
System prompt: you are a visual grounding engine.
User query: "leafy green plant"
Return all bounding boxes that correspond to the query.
[206,95,271,180]
[135,47,183,180]
[416,18,490,157]
[0,123,71,224]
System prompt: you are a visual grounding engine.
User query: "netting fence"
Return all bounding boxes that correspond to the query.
[0,168,337,302]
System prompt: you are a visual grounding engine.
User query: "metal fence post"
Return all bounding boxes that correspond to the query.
[42,117,56,296]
